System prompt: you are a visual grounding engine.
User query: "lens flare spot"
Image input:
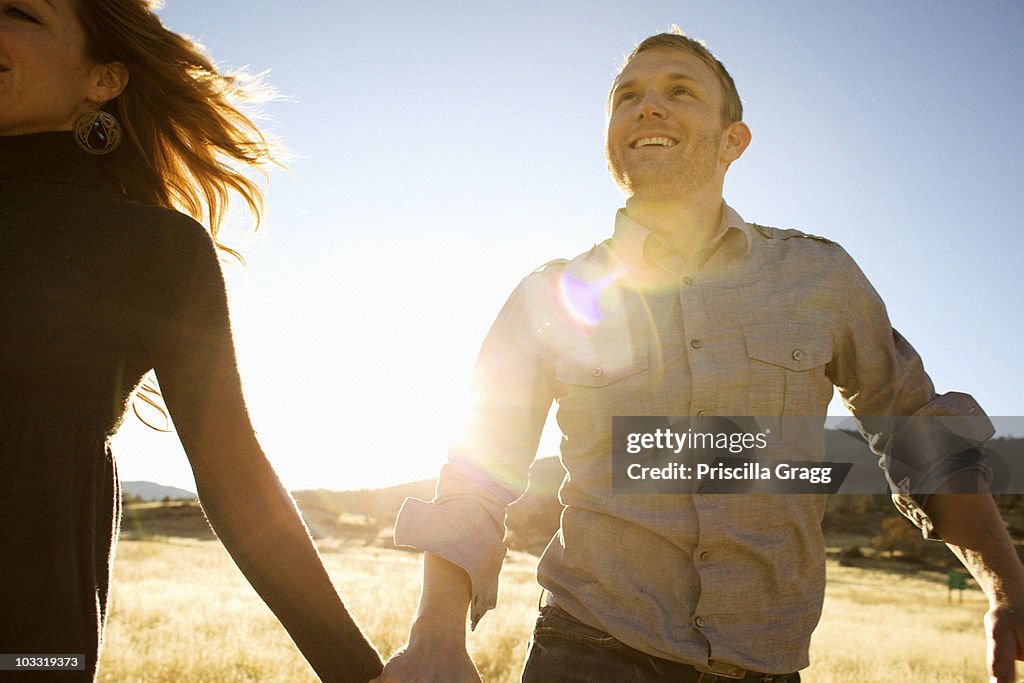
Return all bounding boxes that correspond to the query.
[555,272,617,332]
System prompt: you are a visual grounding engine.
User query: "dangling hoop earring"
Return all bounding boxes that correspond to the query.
[74,109,123,155]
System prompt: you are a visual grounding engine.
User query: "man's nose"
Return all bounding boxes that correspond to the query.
[637,91,667,119]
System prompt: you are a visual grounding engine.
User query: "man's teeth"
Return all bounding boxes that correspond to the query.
[633,137,677,148]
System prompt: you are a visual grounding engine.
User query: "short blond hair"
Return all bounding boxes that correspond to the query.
[613,28,743,124]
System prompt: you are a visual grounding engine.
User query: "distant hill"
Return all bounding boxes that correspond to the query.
[122,432,1024,560]
[293,478,436,524]
[122,480,197,502]
[291,479,436,543]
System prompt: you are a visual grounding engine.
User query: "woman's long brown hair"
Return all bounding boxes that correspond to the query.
[72,0,282,425]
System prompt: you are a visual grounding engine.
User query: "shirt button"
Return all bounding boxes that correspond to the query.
[682,276,694,286]
[694,616,707,628]
[791,349,804,361]
[696,410,708,421]
[699,551,711,561]
[698,485,710,495]
[690,339,703,349]
[591,367,604,378]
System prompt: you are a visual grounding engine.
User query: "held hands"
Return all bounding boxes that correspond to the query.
[370,630,481,683]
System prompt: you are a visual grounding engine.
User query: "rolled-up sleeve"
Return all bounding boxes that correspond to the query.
[827,248,993,538]
[879,394,993,538]
[393,272,557,627]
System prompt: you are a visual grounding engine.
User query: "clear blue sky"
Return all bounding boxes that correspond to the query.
[113,1,1024,492]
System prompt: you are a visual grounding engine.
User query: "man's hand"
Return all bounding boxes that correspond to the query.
[986,605,1024,682]
[372,633,481,683]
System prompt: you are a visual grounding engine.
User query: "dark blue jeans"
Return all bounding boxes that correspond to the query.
[521,606,801,683]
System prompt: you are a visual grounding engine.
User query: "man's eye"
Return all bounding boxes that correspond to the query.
[671,87,692,97]
[617,92,638,105]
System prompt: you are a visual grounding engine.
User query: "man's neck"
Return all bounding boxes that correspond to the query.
[624,193,725,263]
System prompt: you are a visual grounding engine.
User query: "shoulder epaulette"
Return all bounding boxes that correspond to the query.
[531,241,607,274]
[532,258,570,274]
[752,223,837,245]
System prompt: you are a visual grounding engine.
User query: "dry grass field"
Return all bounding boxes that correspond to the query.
[96,530,992,683]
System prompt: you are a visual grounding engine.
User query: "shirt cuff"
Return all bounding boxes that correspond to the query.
[393,497,508,629]
[881,392,995,539]
[887,457,992,540]
[881,393,992,490]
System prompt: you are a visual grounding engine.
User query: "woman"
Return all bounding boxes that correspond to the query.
[0,1,382,680]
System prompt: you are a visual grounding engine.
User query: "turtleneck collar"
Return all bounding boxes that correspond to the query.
[0,132,110,186]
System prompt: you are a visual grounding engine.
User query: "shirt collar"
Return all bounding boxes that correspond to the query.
[610,202,755,270]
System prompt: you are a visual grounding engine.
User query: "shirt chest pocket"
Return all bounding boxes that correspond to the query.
[743,322,833,442]
[554,339,651,419]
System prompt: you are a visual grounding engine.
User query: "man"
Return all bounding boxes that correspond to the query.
[376,30,1024,682]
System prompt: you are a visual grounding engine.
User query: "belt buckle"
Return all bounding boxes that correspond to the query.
[696,661,748,679]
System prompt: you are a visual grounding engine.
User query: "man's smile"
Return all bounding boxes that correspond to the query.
[630,136,678,149]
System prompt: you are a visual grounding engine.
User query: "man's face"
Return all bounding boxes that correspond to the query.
[605,46,732,200]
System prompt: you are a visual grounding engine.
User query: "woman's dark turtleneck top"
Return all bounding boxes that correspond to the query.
[0,131,236,679]
[0,133,383,682]
[0,132,225,432]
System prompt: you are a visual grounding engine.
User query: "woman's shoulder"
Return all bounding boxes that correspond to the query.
[116,204,228,312]
[116,200,208,238]
[107,199,216,256]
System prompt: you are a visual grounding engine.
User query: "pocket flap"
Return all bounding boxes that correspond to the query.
[555,347,649,387]
[743,322,831,371]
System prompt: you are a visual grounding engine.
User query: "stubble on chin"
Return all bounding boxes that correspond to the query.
[608,129,722,201]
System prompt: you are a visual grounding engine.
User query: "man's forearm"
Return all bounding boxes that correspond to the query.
[927,479,1024,605]
[925,468,1024,682]
[374,554,481,682]
[409,553,474,644]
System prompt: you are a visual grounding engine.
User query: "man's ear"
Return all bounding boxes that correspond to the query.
[720,121,752,166]
[89,61,130,103]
